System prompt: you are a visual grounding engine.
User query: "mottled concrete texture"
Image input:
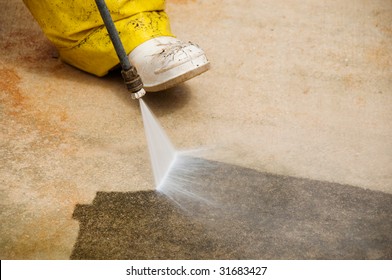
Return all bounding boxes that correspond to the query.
[1,0,392,259]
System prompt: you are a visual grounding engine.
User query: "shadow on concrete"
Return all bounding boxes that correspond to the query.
[71,156,392,259]
[102,69,192,112]
[139,83,193,117]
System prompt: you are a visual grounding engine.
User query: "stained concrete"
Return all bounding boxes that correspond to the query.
[71,157,392,259]
[1,0,392,259]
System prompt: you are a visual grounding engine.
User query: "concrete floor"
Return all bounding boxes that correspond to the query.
[1,0,391,259]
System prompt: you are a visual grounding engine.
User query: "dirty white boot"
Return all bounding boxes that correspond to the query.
[128,36,210,92]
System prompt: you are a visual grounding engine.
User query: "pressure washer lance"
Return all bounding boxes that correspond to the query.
[95,0,146,99]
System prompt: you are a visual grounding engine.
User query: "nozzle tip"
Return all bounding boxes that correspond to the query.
[131,88,146,99]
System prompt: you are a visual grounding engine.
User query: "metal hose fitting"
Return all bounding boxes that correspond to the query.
[121,68,146,99]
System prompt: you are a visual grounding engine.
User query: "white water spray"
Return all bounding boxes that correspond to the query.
[140,99,177,189]
[139,99,219,211]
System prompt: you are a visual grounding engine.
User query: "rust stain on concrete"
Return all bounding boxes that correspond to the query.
[6,208,78,259]
[0,67,71,148]
[2,29,55,66]
[341,73,363,90]
[366,41,392,71]
[0,68,27,112]
[372,8,392,37]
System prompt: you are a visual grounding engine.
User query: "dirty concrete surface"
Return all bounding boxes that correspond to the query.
[1,0,391,259]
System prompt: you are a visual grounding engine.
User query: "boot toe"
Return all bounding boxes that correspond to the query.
[129,36,210,92]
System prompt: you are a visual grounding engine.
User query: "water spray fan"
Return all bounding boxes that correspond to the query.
[95,0,146,99]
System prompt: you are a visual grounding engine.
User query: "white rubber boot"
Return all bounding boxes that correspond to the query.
[128,36,210,92]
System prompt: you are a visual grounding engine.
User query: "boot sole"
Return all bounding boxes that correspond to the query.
[143,59,210,92]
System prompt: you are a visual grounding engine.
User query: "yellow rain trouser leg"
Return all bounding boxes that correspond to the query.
[23,0,174,77]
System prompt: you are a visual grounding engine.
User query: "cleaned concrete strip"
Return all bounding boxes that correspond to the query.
[71,157,392,259]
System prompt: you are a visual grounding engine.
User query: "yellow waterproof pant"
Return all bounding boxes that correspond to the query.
[23,0,174,76]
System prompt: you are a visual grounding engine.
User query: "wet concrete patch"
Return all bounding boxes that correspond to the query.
[71,157,392,259]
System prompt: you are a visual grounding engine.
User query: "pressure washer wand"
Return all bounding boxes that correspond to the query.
[95,0,146,99]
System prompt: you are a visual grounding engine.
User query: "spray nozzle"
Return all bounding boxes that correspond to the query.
[131,88,146,99]
[121,67,146,99]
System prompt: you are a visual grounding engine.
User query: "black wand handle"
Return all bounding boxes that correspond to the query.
[95,0,131,70]
[95,0,144,97]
